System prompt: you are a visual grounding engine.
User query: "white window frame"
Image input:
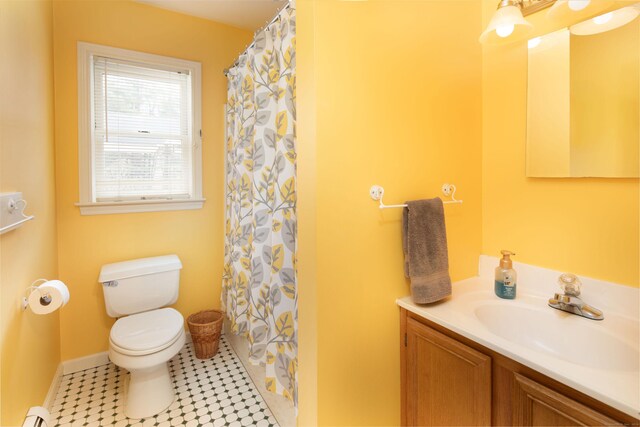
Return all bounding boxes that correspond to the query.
[76,42,204,215]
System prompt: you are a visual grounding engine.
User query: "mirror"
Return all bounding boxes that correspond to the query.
[526,6,639,178]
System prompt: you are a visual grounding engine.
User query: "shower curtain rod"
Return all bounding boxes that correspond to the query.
[223,0,293,76]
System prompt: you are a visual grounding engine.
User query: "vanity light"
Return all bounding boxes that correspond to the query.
[547,0,613,22]
[480,0,534,44]
[480,0,624,44]
[570,6,639,35]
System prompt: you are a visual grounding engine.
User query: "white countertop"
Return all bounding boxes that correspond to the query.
[397,256,640,419]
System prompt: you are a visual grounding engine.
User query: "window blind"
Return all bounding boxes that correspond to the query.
[92,56,193,202]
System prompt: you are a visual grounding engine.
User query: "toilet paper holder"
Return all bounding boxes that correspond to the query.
[22,279,51,310]
[22,279,70,312]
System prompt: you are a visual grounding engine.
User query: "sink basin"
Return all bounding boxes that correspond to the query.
[474,303,639,372]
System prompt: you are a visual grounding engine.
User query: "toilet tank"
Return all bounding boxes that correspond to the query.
[99,255,182,318]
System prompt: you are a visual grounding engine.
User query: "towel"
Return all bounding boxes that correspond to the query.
[402,198,452,304]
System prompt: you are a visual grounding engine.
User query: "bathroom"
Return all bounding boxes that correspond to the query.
[1,0,638,426]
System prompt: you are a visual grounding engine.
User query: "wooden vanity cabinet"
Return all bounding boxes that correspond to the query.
[512,373,619,426]
[400,308,640,427]
[404,316,491,426]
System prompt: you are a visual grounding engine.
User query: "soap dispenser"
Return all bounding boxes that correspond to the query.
[495,250,517,299]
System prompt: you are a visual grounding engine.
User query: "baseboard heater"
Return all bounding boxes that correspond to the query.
[22,406,50,427]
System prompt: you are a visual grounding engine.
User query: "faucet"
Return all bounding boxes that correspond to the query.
[548,273,604,321]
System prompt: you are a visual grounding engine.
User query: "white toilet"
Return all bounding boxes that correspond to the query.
[99,255,185,419]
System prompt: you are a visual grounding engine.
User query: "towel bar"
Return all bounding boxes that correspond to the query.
[369,184,463,209]
[0,193,35,234]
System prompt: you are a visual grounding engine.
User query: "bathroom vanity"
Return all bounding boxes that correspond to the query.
[398,257,640,426]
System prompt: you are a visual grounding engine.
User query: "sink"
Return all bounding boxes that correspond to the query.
[474,302,640,372]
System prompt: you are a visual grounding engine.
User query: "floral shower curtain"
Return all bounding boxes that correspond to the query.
[222,4,297,405]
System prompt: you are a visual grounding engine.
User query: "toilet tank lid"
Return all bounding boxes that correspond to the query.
[99,255,182,283]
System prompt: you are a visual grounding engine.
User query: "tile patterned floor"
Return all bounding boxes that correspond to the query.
[50,336,279,427]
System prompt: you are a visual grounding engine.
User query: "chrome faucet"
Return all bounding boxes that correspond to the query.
[548,273,604,321]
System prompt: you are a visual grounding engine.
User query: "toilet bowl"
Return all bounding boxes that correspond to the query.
[99,255,184,419]
[108,308,185,419]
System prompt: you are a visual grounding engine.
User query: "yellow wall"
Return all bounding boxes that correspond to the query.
[297,1,483,425]
[482,0,640,287]
[52,0,251,360]
[0,1,61,425]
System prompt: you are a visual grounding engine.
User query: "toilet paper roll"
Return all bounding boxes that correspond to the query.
[28,280,70,315]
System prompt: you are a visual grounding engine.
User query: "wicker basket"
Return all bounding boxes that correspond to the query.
[187,309,224,359]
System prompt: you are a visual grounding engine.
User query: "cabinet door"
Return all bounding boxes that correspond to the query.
[513,373,620,426]
[405,317,491,426]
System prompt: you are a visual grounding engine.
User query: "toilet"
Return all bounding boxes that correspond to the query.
[99,255,185,419]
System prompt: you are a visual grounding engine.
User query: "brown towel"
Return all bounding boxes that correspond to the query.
[402,198,452,304]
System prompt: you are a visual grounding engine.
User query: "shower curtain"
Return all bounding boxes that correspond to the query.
[222,4,297,405]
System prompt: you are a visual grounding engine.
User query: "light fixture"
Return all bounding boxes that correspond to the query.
[570,5,639,35]
[547,0,613,22]
[480,0,534,44]
[479,0,626,44]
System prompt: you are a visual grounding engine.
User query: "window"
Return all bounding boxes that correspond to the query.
[77,42,203,215]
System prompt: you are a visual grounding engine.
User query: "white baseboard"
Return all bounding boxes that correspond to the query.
[62,351,110,375]
[61,328,194,376]
[43,363,63,410]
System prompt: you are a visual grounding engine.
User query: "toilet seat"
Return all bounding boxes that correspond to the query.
[110,307,184,356]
